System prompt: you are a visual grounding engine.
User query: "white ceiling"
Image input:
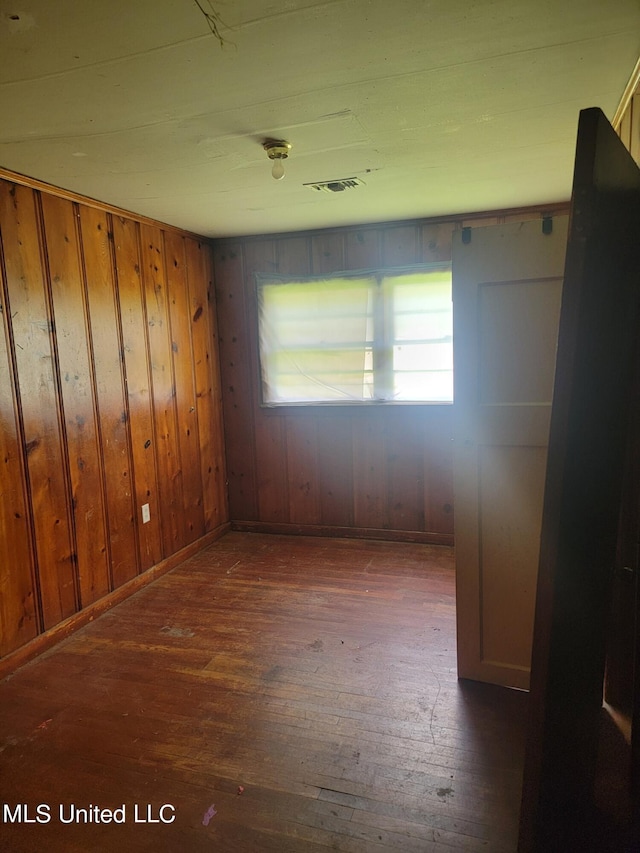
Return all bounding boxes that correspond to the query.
[0,0,638,238]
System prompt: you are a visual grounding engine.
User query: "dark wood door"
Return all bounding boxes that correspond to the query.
[518,107,640,852]
[608,320,640,801]
[606,383,640,725]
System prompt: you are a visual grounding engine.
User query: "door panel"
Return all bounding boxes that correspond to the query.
[453,217,567,689]
[479,444,547,671]
[519,107,640,852]
[478,279,561,404]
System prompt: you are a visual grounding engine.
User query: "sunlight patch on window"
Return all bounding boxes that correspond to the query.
[257,266,452,405]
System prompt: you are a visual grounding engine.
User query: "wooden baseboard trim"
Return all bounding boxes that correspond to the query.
[230,520,454,547]
[0,522,230,682]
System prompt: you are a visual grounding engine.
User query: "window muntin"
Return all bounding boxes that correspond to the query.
[257,266,452,405]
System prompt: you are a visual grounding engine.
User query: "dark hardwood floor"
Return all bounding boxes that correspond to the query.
[0,532,528,852]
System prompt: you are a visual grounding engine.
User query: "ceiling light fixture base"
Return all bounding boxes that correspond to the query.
[263,140,292,160]
[263,140,292,180]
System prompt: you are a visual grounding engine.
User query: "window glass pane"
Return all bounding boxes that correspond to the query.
[383,269,453,403]
[393,370,454,402]
[395,309,451,341]
[258,266,452,405]
[387,270,452,340]
[393,342,452,372]
[259,276,374,403]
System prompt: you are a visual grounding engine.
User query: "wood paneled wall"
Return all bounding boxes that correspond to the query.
[0,176,227,660]
[617,91,640,166]
[213,206,568,545]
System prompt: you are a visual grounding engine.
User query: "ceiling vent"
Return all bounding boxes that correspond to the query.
[303,177,365,193]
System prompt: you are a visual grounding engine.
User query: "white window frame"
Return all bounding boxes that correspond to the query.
[256,264,453,406]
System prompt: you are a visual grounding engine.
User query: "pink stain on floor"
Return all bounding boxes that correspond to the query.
[202,804,217,826]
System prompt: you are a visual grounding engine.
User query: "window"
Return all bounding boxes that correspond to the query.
[257,265,453,405]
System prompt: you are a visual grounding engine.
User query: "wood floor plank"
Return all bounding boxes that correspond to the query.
[0,532,527,851]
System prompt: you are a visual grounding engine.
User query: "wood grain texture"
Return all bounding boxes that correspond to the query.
[616,91,640,166]
[255,410,290,522]
[213,209,569,544]
[112,215,163,570]
[345,228,381,270]
[277,235,311,276]
[286,413,321,525]
[520,108,640,852]
[246,240,291,523]
[0,174,228,662]
[232,520,453,546]
[353,412,389,530]
[186,237,228,533]
[0,523,229,681]
[386,410,423,532]
[0,531,529,853]
[41,194,110,607]
[0,182,77,628]
[423,412,455,535]
[78,206,138,589]
[164,229,205,544]
[214,221,461,542]
[317,412,355,527]
[382,224,421,267]
[421,222,455,264]
[140,223,186,556]
[0,241,38,654]
[214,242,258,520]
[311,232,344,274]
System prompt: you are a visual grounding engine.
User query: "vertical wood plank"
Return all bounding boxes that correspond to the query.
[630,92,640,166]
[275,237,310,276]
[618,104,633,153]
[0,182,77,628]
[112,215,162,571]
[164,230,205,544]
[254,412,289,522]
[311,232,345,275]
[214,222,460,539]
[286,414,321,524]
[78,206,138,588]
[353,410,389,530]
[185,237,227,532]
[40,194,110,607]
[386,410,423,531]
[204,241,229,530]
[317,413,354,527]
[247,239,289,523]
[423,409,455,536]
[0,176,233,660]
[420,222,454,263]
[213,243,258,520]
[382,224,420,267]
[0,246,38,654]
[345,228,381,270]
[140,223,186,556]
